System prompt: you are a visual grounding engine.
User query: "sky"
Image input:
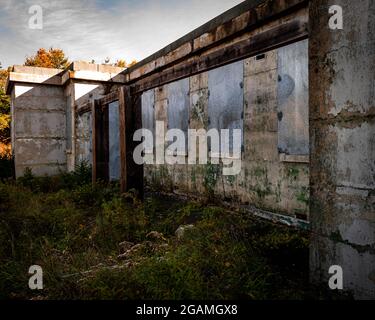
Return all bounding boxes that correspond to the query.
[0,0,244,68]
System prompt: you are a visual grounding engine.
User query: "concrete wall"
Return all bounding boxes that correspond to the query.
[12,79,67,177]
[143,41,310,220]
[72,63,125,170]
[309,0,375,299]
[8,63,125,177]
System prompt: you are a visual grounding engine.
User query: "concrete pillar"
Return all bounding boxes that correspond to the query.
[309,0,375,298]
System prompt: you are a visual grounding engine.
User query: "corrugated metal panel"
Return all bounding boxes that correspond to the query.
[208,60,244,153]
[108,101,120,181]
[277,39,309,155]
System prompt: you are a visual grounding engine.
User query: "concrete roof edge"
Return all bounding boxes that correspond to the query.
[6,63,127,93]
[126,0,265,73]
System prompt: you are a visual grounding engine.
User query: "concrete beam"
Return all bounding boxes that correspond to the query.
[6,62,126,94]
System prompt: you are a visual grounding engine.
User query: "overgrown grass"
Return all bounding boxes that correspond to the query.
[0,165,346,300]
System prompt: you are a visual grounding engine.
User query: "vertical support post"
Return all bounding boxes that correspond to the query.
[118,86,144,197]
[92,99,109,183]
[119,86,128,192]
[309,0,375,299]
[131,93,144,199]
[103,105,110,182]
[91,99,99,183]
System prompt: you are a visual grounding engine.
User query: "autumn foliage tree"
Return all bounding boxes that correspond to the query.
[24,48,70,69]
[0,64,11,152]
[115,59,137,68]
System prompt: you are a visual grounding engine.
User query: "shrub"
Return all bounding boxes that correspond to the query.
[0,153,13,180]
[17,161,93,193]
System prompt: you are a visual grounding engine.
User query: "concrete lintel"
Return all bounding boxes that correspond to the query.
[12,65,64,76]
[66,70,126,84]
[6,62,127,94]
[6,71,63,94]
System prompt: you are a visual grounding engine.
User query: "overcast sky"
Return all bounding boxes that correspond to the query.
[0,0,243,68]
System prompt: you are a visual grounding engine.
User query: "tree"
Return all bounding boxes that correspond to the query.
[116,59,127,68]
[128,59,137,68]
[24,48,70,69]
[0,64,10,145]
[115,59,137,68]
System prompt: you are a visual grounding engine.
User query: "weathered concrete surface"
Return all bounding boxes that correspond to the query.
[12,83,66,177]
[8,63,124,176]
[72,81,122,171]
[309,0,375,299]
[132,0,310,212]
[126,0,307,83]
[242,48,309,219]
[144,45,310,219]
[75,111,92,165]
[8,0,309,180]
[6,0,375,300]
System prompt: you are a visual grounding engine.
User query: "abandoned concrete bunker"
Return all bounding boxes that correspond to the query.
[6,0,375,299]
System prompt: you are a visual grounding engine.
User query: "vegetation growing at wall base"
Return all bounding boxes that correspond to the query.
[0,165,348,300]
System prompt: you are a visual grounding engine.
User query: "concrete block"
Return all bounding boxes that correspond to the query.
[15,164,66,178]
[193,32,215,51]
[165,42,192,65]
[190,88,208,129]
[15,96,66,112]
[15,111,66,138]
[244,49,277,76]
[311,234,375,299]
[155,85,168,102]
[244,69,278,132]
[13,65,63,76]
[14,84,64,98]
[244,131,279,162]
[335,122,375,189]
[190,72,208,93]
[15,138,66,166]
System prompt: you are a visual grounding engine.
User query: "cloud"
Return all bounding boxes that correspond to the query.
[0,0,243,67]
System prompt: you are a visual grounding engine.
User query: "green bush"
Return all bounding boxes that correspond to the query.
[17,161,93,193]
[0,154,13,180]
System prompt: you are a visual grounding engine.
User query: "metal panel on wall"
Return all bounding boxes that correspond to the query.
[109,101,120,181]
[167,78,190,149]
[142,90,155,130]
[208,60,244,153]
[277,39,309,155]
[142,89,155,154]
[76,112,92,165]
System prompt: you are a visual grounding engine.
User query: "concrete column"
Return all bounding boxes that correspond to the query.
[309,0,375,298]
